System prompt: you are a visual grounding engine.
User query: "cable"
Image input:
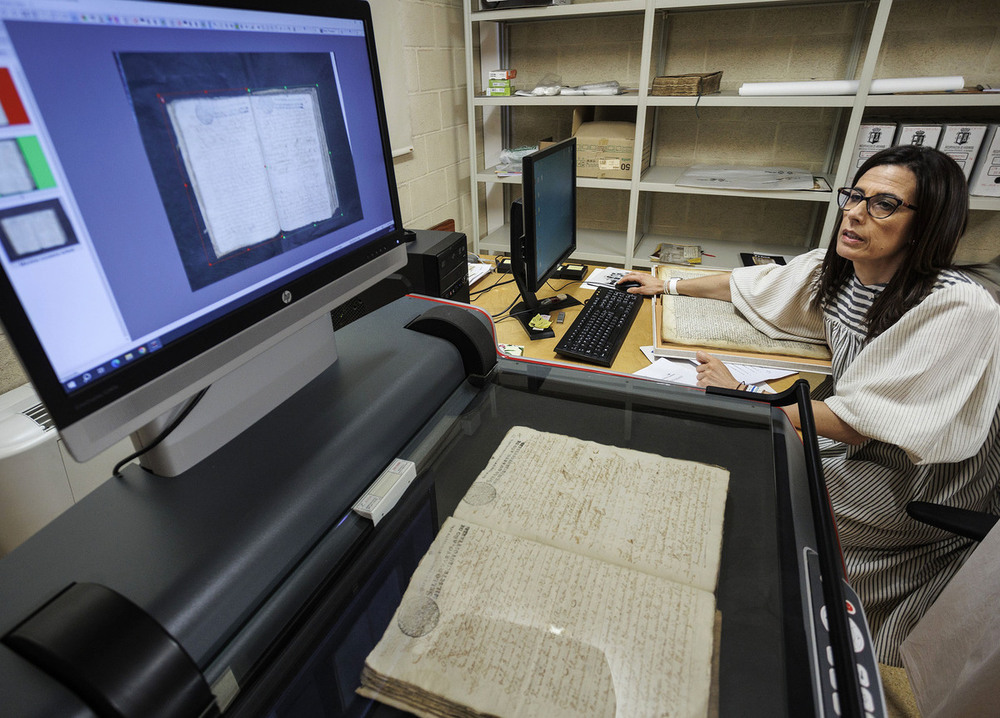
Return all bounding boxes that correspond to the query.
[112,386,211,477]
[471,275,514,298]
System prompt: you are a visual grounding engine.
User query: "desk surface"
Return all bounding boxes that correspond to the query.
[469,263,654,375]
[468,261,813,391]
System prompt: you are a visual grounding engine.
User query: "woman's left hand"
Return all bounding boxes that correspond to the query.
[695,350,740,389]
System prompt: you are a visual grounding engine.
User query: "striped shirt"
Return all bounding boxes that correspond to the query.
[731,249,1000,666]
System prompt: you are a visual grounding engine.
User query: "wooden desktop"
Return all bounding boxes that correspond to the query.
[469,261,653,375]
[468,258,824,392]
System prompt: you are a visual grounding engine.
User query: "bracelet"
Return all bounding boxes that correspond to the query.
[666,277,680,295]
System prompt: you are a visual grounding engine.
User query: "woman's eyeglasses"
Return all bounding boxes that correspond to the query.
[836,187,918,219]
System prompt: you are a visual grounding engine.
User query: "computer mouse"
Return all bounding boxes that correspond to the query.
[617,281,641,291]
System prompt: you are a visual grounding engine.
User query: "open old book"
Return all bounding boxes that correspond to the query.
[655,265,831,362]
[168,87,339,258]
[359,426,730,717]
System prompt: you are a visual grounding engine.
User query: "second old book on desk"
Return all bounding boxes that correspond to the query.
[360,426,730,718]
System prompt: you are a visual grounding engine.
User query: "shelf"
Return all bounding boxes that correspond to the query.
[863,93,1000,108]
[477,166,631,191]
[631,233,814,271]
[970,196,1000,212]
[472,94,640,107]
[472,0,645,23]
[656,0,845,9]
[480,224,628,266]
[646,90,855,108]
[639,166,835,202]
[466,0,1000,264]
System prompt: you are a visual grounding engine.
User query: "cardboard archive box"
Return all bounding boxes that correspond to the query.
[969,124,1000,197]
[937,123,989,180]
[848,122,896,170]
[894,123,942,149]
[571,107,653,180]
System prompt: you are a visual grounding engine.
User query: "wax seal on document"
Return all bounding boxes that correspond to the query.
[462,481,497,506]
[397,595,440,637]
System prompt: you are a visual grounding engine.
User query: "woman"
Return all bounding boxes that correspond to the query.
[620,145,1000,667]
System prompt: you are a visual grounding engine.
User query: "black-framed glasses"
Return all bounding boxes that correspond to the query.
[836,187,917,219]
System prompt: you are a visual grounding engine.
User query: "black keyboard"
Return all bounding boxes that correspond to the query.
[554,286,643,367]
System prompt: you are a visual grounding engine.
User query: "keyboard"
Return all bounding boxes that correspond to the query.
[554,286,643,367]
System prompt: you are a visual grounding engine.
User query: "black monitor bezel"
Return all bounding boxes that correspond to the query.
[518,137,577,293]
[0,0,405,430]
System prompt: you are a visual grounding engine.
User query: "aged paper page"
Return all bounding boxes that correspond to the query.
[660,293,831,359]
[455,426,729,591]
[361,518,716,718]
[654,264,830,360]
[249,88,339,232]
[167,95,279,256]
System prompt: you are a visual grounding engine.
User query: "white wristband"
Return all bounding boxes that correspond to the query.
[666,277,680,295]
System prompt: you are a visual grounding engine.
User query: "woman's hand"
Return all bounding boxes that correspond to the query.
[617,272,664,296]
[694,350,740,389]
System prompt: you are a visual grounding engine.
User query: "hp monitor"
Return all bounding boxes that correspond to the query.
[509,137,580,339]
[0,0,407,475]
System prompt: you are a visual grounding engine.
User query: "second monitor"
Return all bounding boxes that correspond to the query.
[509,138,581,340]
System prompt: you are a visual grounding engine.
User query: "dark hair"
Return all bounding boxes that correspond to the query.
[812,144,969,340]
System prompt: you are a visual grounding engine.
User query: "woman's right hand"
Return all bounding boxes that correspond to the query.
[617,272,664,296]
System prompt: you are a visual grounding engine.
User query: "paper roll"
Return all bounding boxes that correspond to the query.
[737,76,965,97]
[868,76,964,94]
[738,80,857,96]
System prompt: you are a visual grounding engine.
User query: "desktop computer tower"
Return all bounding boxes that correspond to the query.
[331,229,469,329]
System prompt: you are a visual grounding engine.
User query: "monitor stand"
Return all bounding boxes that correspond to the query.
[511,293,581,340]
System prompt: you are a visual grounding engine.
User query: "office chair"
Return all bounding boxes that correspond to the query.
[905,500,998,541]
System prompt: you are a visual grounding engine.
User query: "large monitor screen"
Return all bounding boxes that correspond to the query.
[0,0,405,469]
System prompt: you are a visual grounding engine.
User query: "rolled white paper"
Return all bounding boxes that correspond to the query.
[869,76,964,94]
[737,76,965,97]
[738,80,857,96]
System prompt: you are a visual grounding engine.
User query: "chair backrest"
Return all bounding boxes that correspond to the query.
[900,516,1000,717]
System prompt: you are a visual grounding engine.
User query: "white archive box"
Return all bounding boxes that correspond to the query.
[849,122,896,170]
[937,123,989,180]
[894,123,942,149]
[969,124,1000,197]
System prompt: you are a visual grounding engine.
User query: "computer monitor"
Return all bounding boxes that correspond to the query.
[509,137,580,340]
[0,0,407,475]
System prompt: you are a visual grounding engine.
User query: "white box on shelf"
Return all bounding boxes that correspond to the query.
[849,122,897,170]
[894,123,942,149]
[937,124,989,179]
[969,124,1000,197]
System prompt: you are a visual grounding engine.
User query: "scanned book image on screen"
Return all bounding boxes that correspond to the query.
[0,140,35,196]
[167,88,339,258]
[655,265,831,361]
[360,427,728,718]
[117,51,364,290]
[0,200,77,261]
